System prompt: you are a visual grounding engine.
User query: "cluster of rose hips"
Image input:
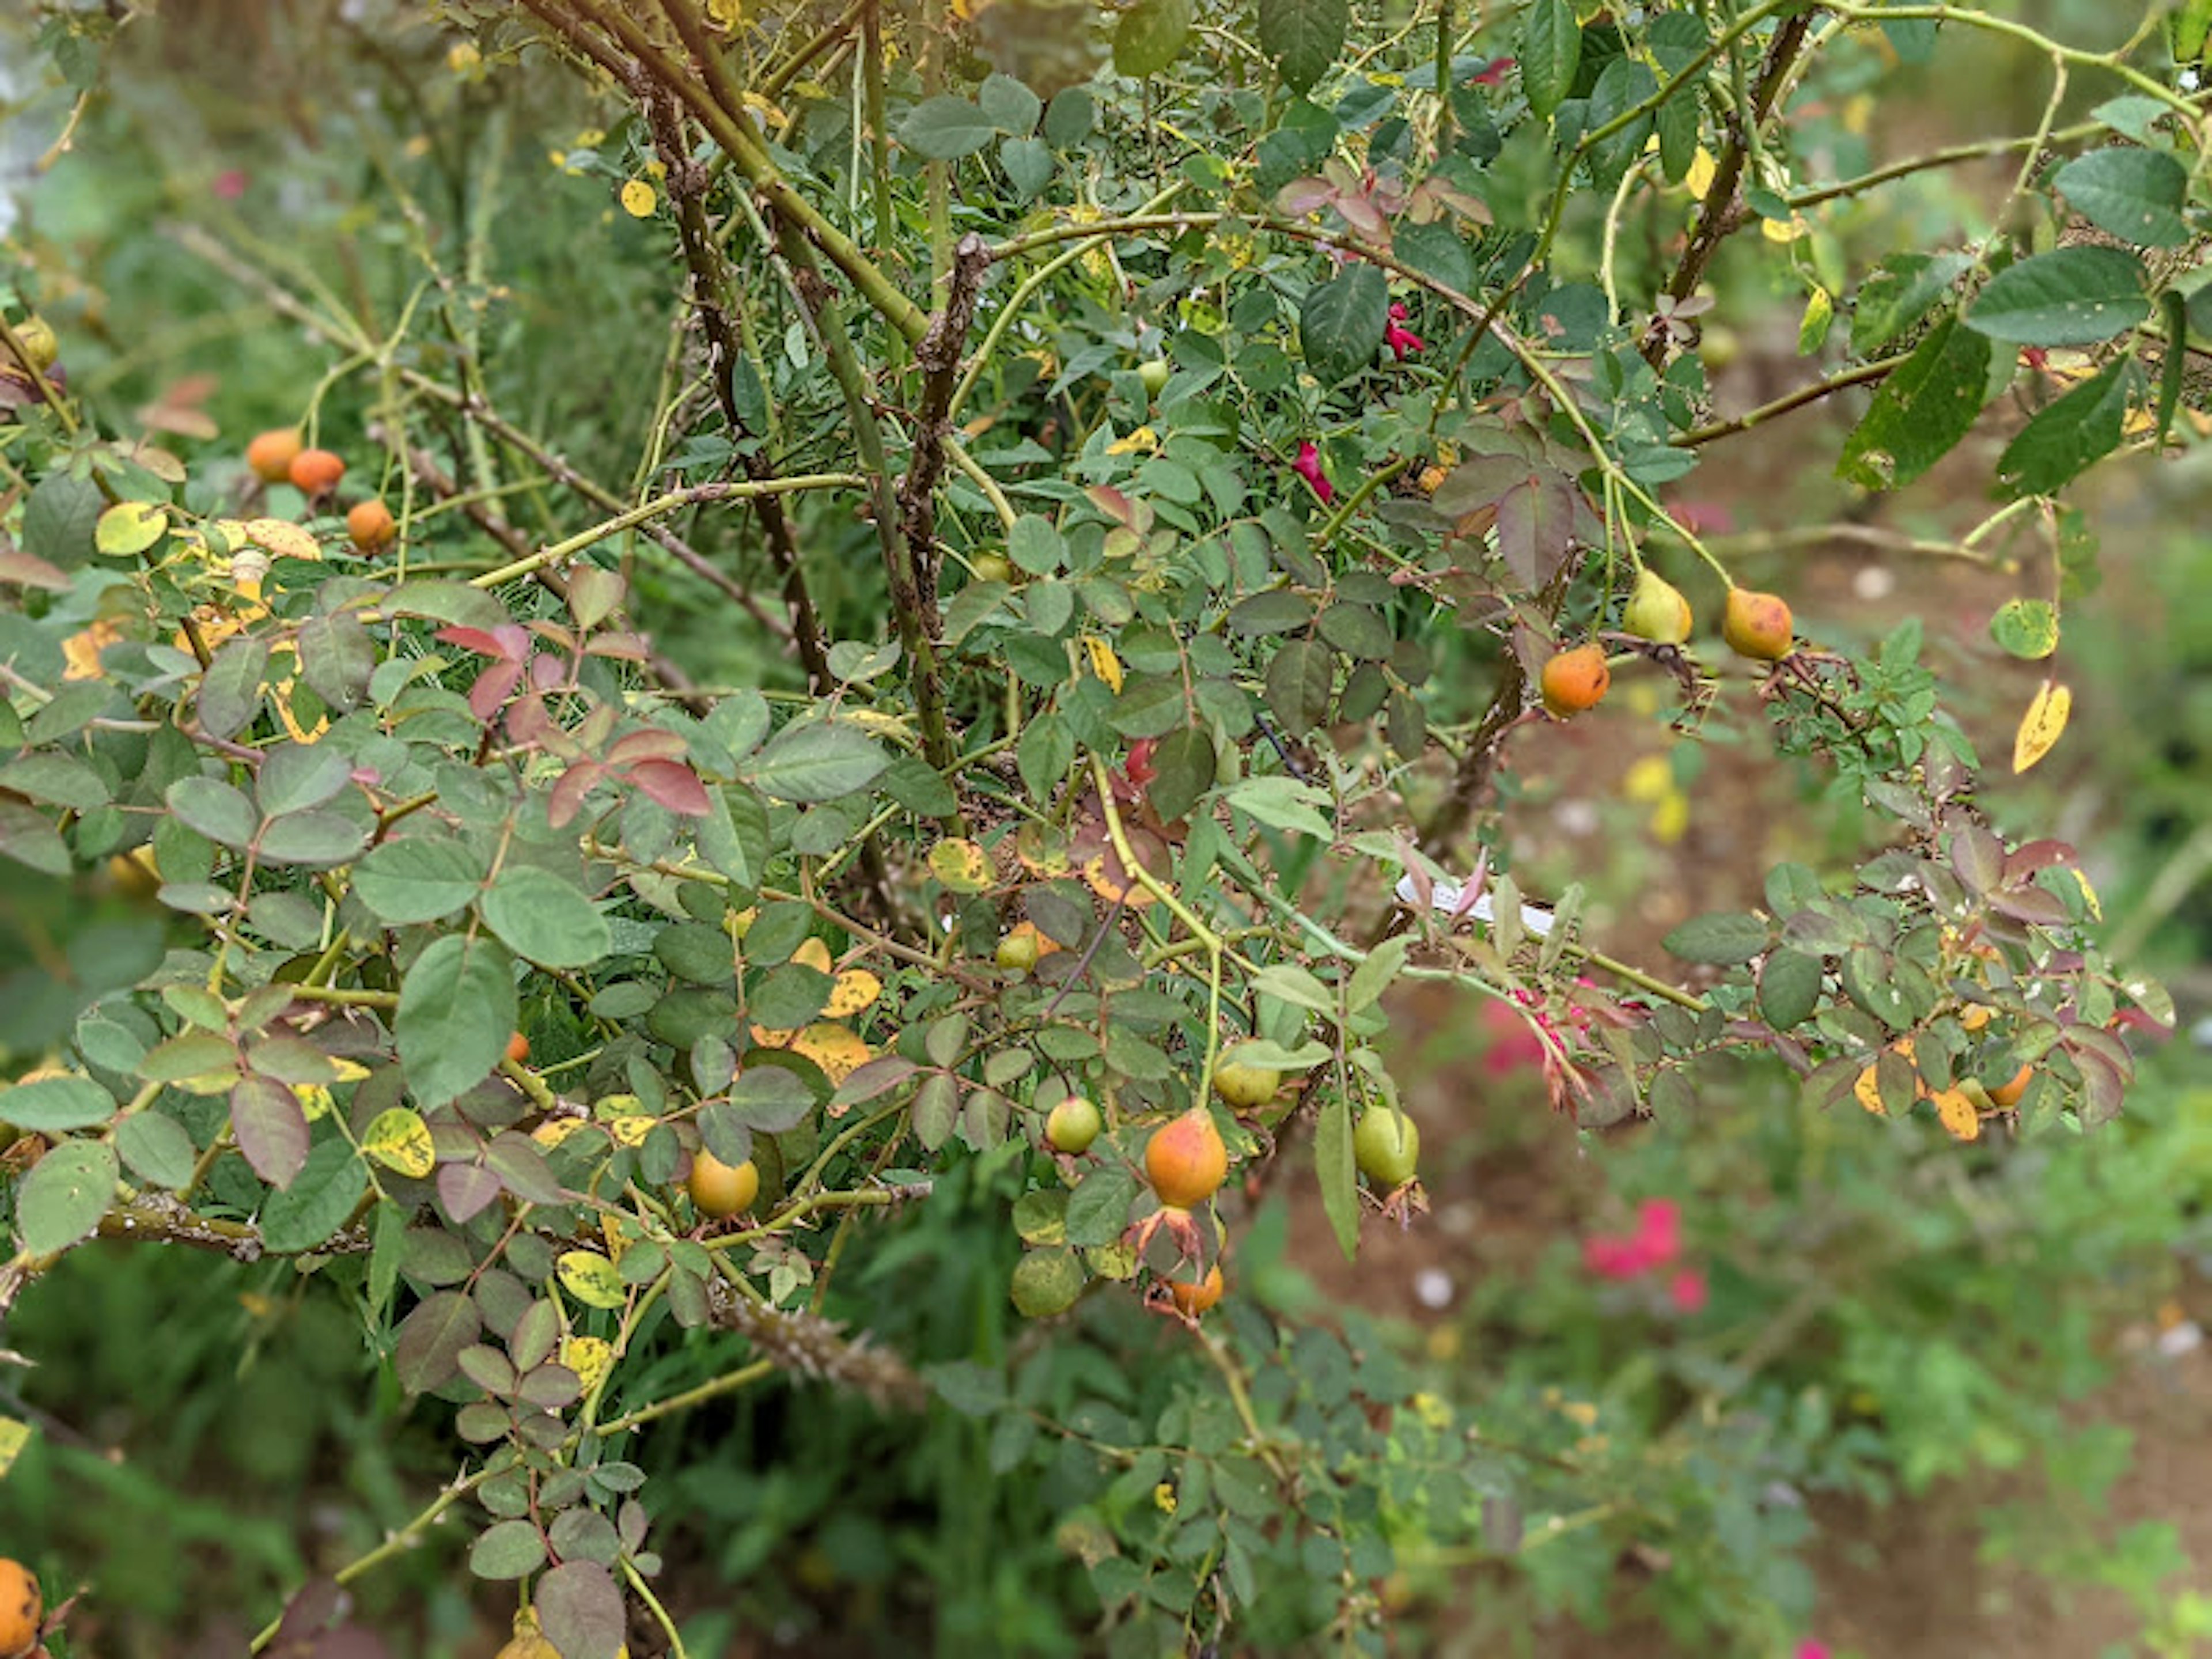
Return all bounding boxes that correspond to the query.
[1540,567,1794,719]
[1021,1032,1425,1323]
[244,426,399,555]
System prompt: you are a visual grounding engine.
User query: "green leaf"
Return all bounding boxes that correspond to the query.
[1758,949,1823,1030]
[22,473,102,571]
[1996,359,2135,498]
[1346,934,1408,1015]
[1520,0,1580,119]
[115,1111,197,1190]
[256,810,370,869]
[481,865,610,968]
[1392,221,1473,296]
[730,1067,814,1132]
[1837,316,1993,490]
[1009,1247,1085,1317]
[260,1137,369,1253]
[1259,0,1347,94]
[1146,726,1216,822]
[167,775,257,850]
[1851,253,1970,356]
[255,742,354,817]
[978,72,1041,134]
[1001,137,1053,200]
[469,1518,548,1581]
[1965,247,2150,346]
[1065,1166,1141,1247]
[1316,602,1393,660]
[1017,712,1074,804]
[353,837,486,925]
[1300,264,1388,385]
[1114,0,1191,78]
[1662,911,1772,965]
[900,96,997,160]
[1107,675,1188,739]
[2052,147,2190,248]
[1988,598,2060,660]
[0,1073,118,1131]
[296,611,376,711]
[397,934,518,1110]
[1221,775,1334,840]
[1313,1084,1358,1260]
[2157,287,2187,446]
[14,1139,117,1253]
[744,722,888,804]
[1264,639,1333,736]
[197,635,269,743]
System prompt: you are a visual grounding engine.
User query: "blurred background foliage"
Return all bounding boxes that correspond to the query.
[1,2,2209,1656]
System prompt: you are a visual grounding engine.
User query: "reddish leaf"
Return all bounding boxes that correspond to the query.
[232,1074,310,1187]
[393,1288,480,1393]
[606,728,691,767]
[435,623,528,661]
[467,660,526,721]
[438,1160,503,1224]
[548,760,608,830]
[628,757,710,816]
[535,1560,626,1659]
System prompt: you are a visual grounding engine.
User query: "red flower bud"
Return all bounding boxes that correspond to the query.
[1293,440,1335,505]
[1384,302,1426,359]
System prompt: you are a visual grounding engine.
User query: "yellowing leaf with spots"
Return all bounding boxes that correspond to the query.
[2012,680,2071,774]
[601,1211,641,1264]
[561,1334,614,1396]
[756,1021,872,1085]
[929,837,994,893]
[824,968,882,1019]
[532,1116,596,1150]
[620,178,657,217]
[2069,867,2102,921]
[96,501,169,557]
[557,1248,628,1310]
[1083,635,1123,692]
[362,1107,434,1177]
[1930,1086,1981,1142]
[244,517,323,562]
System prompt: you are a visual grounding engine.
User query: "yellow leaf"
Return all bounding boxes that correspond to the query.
[1761,213,1809,243]
[558,1249,628,1310]
[791,938,834,974]
[1106,425,1160,456]
[779,1021,871,1085]
[561,1335,614,1396]
[927,836,995,894]
[1853,1062,1888,1116]
[619,179,658,218]
[1685,147,1718,200]
[1083,635,1123,692]
[362,1107,435,1177]
[824,968,882,1019]
[1930,1086,1982,1142]
[532,1116,596,1150]
[61,618,124,681]
[95,501,169,558]
[0,1414,29,1479]
[2012,680,2071,774]
[244,517,323,563]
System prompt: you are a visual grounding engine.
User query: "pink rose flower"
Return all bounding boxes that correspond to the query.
[213,169,247,199]
[1667,1269,1708,1314]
